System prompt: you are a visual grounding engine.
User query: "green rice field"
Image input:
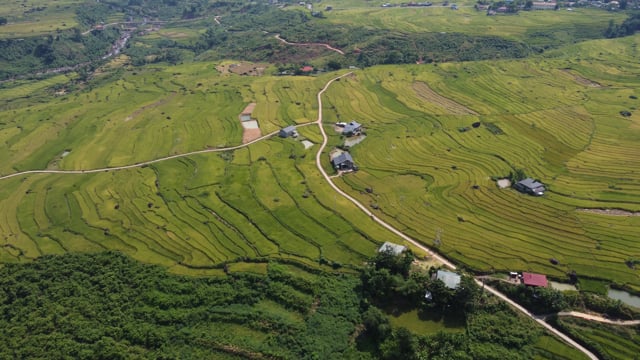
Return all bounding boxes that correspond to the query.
[555,317,640,360]
[0,4,639,292]
[0,0,83,37]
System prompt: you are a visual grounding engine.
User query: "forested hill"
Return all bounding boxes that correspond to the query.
[0,251,579,359]
[0,252,365,359]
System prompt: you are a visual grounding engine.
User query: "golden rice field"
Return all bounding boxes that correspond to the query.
[322,35,640,288]
[0,33,639,291]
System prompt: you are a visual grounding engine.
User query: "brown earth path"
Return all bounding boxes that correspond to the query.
[557,311,640,326]
[274,34,345,55]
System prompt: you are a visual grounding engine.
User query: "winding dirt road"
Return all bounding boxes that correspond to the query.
[274,34,345,55]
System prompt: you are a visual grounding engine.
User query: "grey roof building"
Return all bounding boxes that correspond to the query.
[279,125,298,138]
[342,121,362,137]
[514,178,545,196]
[378,241,407,256]
[331,152,355,171]
[436,270,461,289]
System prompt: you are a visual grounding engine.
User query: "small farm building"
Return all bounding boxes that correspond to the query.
[342,121,362,137]
[240,103,256,122]
[279,125,298,138]
[378,242,407,256]
[300,66,314,73]
[531,1,557,9]
[331,152,355,171]
[436,270,462,289]
[514,178,545,196]
[522,272,548,287]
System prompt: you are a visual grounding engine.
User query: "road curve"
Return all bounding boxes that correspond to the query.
[313,72,599,360]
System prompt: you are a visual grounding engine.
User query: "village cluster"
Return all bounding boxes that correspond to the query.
[379,241,550,302]
[278,120,364,173]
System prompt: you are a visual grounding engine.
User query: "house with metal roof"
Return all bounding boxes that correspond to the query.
[436,270,462,289]
[378,241,407,256]
[342,121,362,137]
[522,272,548,287]
[514,178,545,196]
[331,152,355,171]
[279,125,298,138]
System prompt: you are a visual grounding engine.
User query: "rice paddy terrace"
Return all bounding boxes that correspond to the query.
[0,63,401,275]
[324,36,640,289]
[0,4,639,295]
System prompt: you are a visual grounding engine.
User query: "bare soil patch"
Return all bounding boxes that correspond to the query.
[496,178,511,189]
[561,69,602,88]
[243,128,262,144]
[216,62,267,76]
[577,208,640,216]
[412,81,477,115]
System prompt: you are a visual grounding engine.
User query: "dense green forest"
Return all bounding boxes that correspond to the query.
[0,28,120,79]
[0,251,578,359]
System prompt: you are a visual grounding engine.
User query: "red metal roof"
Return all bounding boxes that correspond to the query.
[300,66,314,72]
[522,272,548,287]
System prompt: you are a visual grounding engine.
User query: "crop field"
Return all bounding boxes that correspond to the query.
[0,0,83,37]
[555,317,640,360]
[0,62,325,173]
[1,35,640,289]
[319,35,640,288]
[324,4,622,44]
[0,0,639,290]
[0,64,401,274]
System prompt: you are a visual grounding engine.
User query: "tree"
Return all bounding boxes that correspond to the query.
[373,248,414,278]
[362,306,392,342]
[524,1,533,10]
[0,17,7,26]
[380,328,417,360]
[326,60,341,71]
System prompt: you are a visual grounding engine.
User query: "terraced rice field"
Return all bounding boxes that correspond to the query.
[1,34,639,290]
[325,5,621,43]
[320,36,640,288]
[0,0,83,38]
[0,139,394,273]
[556,317,640,360]
[0,64,396,274]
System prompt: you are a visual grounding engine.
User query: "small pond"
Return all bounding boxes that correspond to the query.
[608,288,640,308]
